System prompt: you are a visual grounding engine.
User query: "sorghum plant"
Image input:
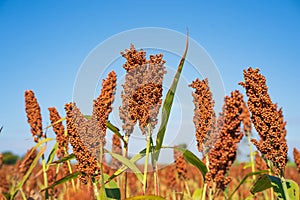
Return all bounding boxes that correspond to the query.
[24,90,44,142]
[205,90,244,191]
[240,67,288,173]
[190,78,216,154]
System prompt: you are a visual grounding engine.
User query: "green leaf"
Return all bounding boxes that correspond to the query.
[106,147,148,183]
[251,174,285,199]
[243,162,252,169]
[154,34,189,161]
[46,142,58,165]
[105,149,143,183]
[106,121,126,145]
[286,179,299,200]
[100,174,121,200]
[105,188,121,199]
[40,171,81,192]
[192,188,203,200]
[51,153,75,164]
[44,117,65,130]
[12,145,47,199]
[227,170,269,200]
[174,147,207,180]
[125,195,166,200]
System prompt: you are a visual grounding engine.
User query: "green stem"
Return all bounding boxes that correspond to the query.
[42,153,49,200]
[123,134,129,199]
[153,163,159,196]
[184,180,191,197]
[150,136,159,196]
[204,154,212,200]
[143,124,152,194]
[281,171,291,200]
[247,132,256,180]
[172,189,176,200]
[99,144,106,199]
[19,188,26,200]
[93,181,101,200]
[267,160,274,200]
[65,147,75,190]
[202,183,207,200]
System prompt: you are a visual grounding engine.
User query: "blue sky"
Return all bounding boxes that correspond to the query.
[0,1,299,161]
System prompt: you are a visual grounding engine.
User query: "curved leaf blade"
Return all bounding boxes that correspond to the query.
[251,174,287,199]
[174,147,207,180]
[46,142,58,165]
[51,153,75,164]
[227,170,269,200]
[106,121,126,145]
[286,179,299,200]
[105,149,143,183]
[106,147,148,183]
[154,34,189,161]
[40,171,81,192]
[12,145,47,198]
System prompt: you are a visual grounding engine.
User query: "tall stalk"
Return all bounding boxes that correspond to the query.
[122,134,129,199]
[280,170,291,200]
[41,151,49,199]
[143,124,152,194]
[246,132,255,179]
[267,160,274,200]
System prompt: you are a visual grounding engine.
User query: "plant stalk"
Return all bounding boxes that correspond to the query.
[64,147,75,190]
[143,124,152,194]
[267,160,274,200]
[281,171,291,200]
[42,152,49,199]
[246,132,256,179]
[122,134,129,199]
[93,181,101,200]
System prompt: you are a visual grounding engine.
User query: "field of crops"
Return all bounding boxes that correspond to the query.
[0,39,300,200]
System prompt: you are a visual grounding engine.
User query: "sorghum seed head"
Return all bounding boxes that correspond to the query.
[205,90,244,190]
[48,107,68,159]
[293,148,300,173]
[65,103,100,183]
[174,147,188,180]
[240,67,288,172]
[190,78,216,153]
[24,90,43,142]
[119,45,166,135]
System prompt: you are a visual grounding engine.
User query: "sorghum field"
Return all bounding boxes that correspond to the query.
[0,40,300,200]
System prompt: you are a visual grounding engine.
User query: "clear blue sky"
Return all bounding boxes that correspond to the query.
[0,1,299,161]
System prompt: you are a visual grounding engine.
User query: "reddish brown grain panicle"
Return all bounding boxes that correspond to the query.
[255,152,268,171]
[240,102,252,136]
[174,148,188,180]
[19,148,38,176]
[119,45,147,134]
[48,107,68,159]
[166,164,177,189]
[190,78,216,153]
[120,45,166,135]
[111,134,122,169]
[205,90,244,190]
[47,166,58,197]
[239,67,288,172]
[93,71,117,146]
[65,103,100,184]
[293,148,300,173]
[0,168,9,194]
[24,90,43,142]
[128,83,163,134]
